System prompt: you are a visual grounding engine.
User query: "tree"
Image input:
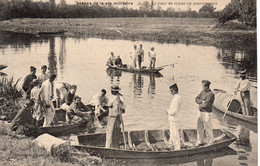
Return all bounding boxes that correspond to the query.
[139,1,150,11]
[199,4,216,17]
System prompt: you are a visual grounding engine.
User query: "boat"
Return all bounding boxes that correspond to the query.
[213,89,257,125]
[71,129,237,159]
[0,65,7,70]
[37,30,67,35]
[112,147,237,165]
[32,120,89,137]
[107,65,163,74]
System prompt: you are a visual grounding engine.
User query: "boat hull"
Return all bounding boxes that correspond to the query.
[72,129,236,159]
[107,65,163,74]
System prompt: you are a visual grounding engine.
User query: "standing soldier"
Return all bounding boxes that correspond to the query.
[137,44,144,69]
[166,83,182,150]
[234,70,251,115]
[148,47,156,69]
[22,66,37,99]
[38,74,57,127]
[195,80,215,146]
[105,85,126,148]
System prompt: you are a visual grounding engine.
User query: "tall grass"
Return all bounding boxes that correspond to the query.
[0,76,23,101]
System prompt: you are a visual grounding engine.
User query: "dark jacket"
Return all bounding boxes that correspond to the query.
[195,89,215,113]
[62,92,75,106]
[22,74,37,92]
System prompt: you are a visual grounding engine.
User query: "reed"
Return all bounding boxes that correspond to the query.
[0,76,23,101]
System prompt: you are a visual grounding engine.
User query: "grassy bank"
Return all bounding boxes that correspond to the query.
[0,18,256,49]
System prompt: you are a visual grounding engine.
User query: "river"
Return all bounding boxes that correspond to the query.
[0,31,257,166]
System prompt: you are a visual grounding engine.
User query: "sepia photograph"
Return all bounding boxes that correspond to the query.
[0,0,257,165]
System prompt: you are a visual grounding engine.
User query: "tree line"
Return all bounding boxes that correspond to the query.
[0,0,219,20]
[0,0,256,28]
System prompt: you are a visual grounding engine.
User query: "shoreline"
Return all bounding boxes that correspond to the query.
[0,18,256,49]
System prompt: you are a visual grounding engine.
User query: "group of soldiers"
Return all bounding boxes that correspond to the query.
[107,44,157,69]
[167,70,252,149]
[11,63,251,150]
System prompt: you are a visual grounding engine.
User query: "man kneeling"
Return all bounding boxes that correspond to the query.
[66,96,91,124]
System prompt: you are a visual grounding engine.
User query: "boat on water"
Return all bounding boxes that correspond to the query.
[71,129,236,159]
[107,65,163,74]
[37,30,67,35]
[213,89,257,125]
[0,65,7,70]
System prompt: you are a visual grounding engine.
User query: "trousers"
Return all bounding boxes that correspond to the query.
[105,115,122,148]
[169,121,180,149]
[197,111,213,145]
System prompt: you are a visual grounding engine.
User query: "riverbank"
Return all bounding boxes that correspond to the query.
[0,18,256,49]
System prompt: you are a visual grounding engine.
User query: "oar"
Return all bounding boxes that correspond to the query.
[120,114,127,150]
[157,63,178,68]
[222,94,235,119]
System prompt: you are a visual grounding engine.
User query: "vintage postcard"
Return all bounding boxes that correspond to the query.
[0,0,257,165]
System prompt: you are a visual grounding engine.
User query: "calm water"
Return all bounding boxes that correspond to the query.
[0,31,257,166]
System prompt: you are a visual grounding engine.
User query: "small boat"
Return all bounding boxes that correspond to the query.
[32,120,89,137]
[0,65,7,70]
[37,30,67,35]
[213,89,257,125]
[71,129,236,159]
[107,65,163,74]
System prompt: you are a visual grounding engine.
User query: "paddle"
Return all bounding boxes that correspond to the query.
[157,63,178,68]
[222,94,235,119]
[120,114,127,150]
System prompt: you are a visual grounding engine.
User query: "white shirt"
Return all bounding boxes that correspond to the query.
[89,94,108,107]
[148,50,156,59]
[235,78,250,92]
[167,94,182,122]
[108,95,125,116]
[38,73,49,84]
[39,80,54,104]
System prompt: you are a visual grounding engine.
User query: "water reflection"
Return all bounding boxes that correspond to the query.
[106,68,122,85]
[48,37,57,76]
[148,74,156,97]
[217,48,257,81]
[59,36,67,79]
[133,73,144,96]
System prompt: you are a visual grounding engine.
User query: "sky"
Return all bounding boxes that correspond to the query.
[37,0,231,11]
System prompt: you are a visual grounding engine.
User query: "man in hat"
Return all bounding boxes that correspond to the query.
[11,99,36,136]
[166,83,182,150]
[107,52,116,66]
[22,66,37,99]
[105,84,126,148]
[38,74,56,127]
[66,96,91,124]
[195,80,215,146]
[137,44,144,69]
[148,47,156,69]
[234,70,251,115]
[30,79,44,126]
[38,65,49,84]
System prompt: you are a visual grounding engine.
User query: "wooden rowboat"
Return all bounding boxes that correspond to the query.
[107,65,163,74]
[0,65,7,70]
[71,129,236,159]
[32,120,90,137]
[37,30,67,35]
[213,89,257,125]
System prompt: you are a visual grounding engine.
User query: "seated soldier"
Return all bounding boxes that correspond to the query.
[115,55,123,67]
[66,96,92,124]
[11,99,37,136]
[60,85,77,110]
[89,89,109,117]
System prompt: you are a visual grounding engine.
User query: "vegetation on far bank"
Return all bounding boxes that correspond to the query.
[0,17,256,50]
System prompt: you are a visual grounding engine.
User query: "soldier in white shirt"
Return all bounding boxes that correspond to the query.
[167,83,182,150]
[38,65,49,84]
[148,47,156,69]
[234,70,251,115]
